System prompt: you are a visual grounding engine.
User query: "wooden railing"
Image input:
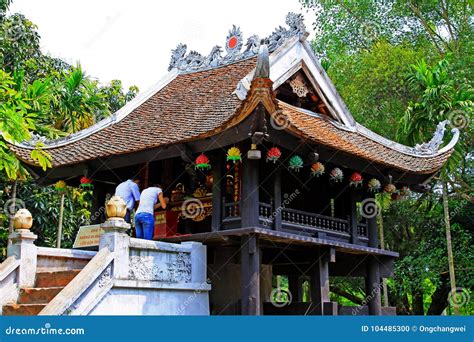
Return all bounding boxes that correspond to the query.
[223,201,240,218]
[222,201,368,241]
[258,202,273,219]
[357,223,368,237]
[281,207,351,234]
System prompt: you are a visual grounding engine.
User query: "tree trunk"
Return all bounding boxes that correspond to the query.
[427,273,450,315]
[330,286,363,306]
[397,292,411,315]
[56,193,65,248]
[442,180,458,314]
[7,180,18,246]
[412,291,425,315]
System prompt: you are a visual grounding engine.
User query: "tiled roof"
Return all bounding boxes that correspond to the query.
[9,58,453,176]
[10,58,257,167]
[278,101,452,174]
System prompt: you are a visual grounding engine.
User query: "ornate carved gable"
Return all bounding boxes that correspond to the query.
[275,70,332,118]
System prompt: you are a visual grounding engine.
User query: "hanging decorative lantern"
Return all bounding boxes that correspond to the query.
[384,183,397,194]
[367,178,381,192]
[310,162,325,177]
[266,147,282,163]
[288,155,303,172]
[55,180,67,193]
[79,177,93,189]
[247,144,261,160]
[227,147,242,163]
[329,167,344,182]
[399,186,411,198]
[349,172,363,187]
[195,153,211,170]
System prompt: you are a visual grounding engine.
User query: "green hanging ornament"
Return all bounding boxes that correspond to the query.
[288,155,303,172]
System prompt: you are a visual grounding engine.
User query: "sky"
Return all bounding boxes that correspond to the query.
[9,0,315,91]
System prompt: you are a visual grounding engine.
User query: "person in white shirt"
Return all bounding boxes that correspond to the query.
[134,184,168,240]
[115,178,141,223]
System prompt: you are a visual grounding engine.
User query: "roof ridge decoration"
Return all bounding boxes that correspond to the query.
[279,101,459,158]
[168,12,306,73]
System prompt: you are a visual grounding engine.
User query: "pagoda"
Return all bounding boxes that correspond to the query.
[10,13,459,315]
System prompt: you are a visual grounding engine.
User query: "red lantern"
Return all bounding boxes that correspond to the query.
[80,176,93,189]
[195,154,211,170]
[349,172,363,187]
[266,147,282,163]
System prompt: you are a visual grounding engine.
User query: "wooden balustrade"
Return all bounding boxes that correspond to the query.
[222,201,368,240]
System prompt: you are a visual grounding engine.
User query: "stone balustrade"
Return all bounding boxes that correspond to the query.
[0,205,210,316]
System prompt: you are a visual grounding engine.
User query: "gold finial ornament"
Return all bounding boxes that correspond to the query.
[106,195,127,220]
[13,209,33,230]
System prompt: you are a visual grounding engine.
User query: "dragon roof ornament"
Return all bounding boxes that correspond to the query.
[414,120,458,155]
[168,12,307,73]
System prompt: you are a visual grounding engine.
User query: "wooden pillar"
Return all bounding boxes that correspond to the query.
[273,167,282,231]
[310,249,330,315]
[368,217,379,248]
[365,256,382,315]
[288,275,300,302]
[349,189,359,245]
[366,194,379,248]
[241,156,259,228]
[241,234,261,315]
[211,153,224,232]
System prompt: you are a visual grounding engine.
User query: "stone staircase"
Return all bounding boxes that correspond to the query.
[2,269,81,316]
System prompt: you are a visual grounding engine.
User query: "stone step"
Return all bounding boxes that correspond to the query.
[2,303,46,316]
[35,269,81,288]
[18,287,64,304]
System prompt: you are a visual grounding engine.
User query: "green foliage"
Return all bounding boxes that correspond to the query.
[0,69,52,177]
[300,0,473,59]
[0,14,40,73]
[384,195,473,315]
[0,7,138,259]
[100,79,139,114]
[327,41,430,138]
[0,10,139,179]
[0,179,92,252]
[51,66,110,133]
[303,0,473,315]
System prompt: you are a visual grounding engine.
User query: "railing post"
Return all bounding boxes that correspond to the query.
[7,209,37,288]
[99,196,131,279]
[8,231,37,288]
[182,241,207,284]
